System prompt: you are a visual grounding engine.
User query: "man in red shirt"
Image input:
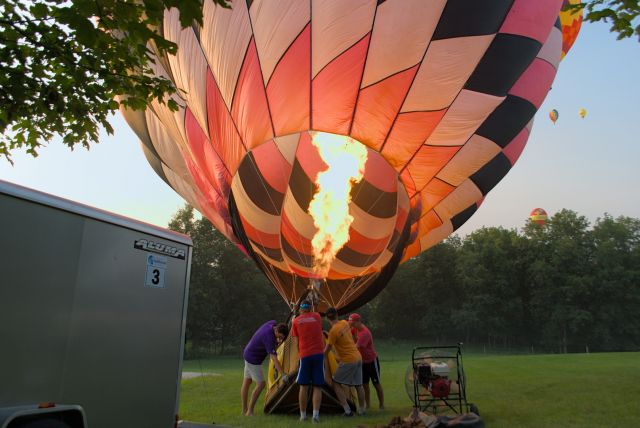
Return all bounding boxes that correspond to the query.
[291,300,324,423]
[349,313,384,409]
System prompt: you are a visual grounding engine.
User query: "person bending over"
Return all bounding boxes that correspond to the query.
[324,307,366,417]
[241,320,289,416]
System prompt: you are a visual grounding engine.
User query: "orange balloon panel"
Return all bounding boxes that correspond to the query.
[123,0,566,311]
[560,0,583,60]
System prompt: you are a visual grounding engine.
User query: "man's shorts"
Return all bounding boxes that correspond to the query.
[362,358,381,385]
[297,353,325,386]
[333,359,363,386]
[243,360,264,382]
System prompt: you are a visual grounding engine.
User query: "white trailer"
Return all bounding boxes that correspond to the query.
[0,180,197,428]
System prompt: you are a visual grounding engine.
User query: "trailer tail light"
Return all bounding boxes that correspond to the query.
[38,402,56,408]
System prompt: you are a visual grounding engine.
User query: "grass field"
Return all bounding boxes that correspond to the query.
[179,343,640,428]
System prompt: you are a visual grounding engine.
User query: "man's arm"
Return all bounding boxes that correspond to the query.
[269,353,286,376]
[324,343,340,363]
[356,330,371,349]
[324,343,332,355]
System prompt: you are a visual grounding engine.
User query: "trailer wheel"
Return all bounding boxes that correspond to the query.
[15,419,72,428]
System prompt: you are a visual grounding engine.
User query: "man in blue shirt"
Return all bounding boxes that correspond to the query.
[241,320,289,416]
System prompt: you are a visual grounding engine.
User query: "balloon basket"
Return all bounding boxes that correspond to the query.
[264,333,357,414]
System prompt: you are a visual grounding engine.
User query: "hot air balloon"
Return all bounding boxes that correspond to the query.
[530,208,549,226]
[560,0,583,60]
[550,109,559,124]
[579,108,587,119]
[121,1,565,314]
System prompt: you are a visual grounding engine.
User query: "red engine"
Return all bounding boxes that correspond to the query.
[430,378,451,398]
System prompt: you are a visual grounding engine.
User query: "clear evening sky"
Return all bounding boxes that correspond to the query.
[1,20,639,237]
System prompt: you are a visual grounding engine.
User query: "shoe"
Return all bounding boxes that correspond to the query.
[300,415,307,421]
[312,416,320,423]
[343,411,354,417]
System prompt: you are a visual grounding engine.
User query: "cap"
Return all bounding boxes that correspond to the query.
[300,300,311,310]
[348,313,361,322]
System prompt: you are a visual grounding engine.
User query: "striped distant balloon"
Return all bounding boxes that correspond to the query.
[530,208,549,226]
[122,0,566,312]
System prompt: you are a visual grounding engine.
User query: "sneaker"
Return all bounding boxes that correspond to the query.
[312,416,320,423]
[343,411,354,417]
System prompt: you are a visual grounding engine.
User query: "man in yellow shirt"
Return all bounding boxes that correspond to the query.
[324,307,366,416]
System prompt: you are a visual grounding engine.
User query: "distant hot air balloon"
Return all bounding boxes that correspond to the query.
[530,208,548,226]
[560,0,583,60]
[579,108,587,119]
[122,1,567,314]
[550,109,559,124]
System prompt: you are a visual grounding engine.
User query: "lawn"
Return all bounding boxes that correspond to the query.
[179,343,640,428]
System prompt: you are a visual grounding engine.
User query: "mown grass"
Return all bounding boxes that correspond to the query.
[179,343,640,428]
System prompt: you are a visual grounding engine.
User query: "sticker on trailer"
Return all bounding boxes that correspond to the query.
[145,254,167,288]
[134,239,186,259]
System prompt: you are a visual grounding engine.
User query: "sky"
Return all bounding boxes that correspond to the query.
[1,20,639,238]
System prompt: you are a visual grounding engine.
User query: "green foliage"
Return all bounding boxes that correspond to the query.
[172,203,640,356]
[0,0,228,162]
[573,0,640,40]
[362,210,640,353]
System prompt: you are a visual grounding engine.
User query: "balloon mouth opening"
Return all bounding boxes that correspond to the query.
[230,130,407,282]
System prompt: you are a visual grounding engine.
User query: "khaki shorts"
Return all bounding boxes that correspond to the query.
[244,361,264,382]
[333,360,363,386]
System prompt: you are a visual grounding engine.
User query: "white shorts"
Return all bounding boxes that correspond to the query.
[244,361,264,382]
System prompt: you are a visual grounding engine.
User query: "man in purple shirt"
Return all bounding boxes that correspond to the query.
[241,320,289,416]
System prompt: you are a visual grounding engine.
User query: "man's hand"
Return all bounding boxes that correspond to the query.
[281,374,290,384]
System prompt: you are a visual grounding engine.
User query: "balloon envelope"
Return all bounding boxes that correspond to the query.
[530,208,549,226]
[549,109,559,124]
[560,0,583,60]
[579,108,587,118]
[122,1,565,312]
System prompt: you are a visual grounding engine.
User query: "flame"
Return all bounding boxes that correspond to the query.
[308,133,368,277]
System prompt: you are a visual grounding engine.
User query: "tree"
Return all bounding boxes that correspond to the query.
[0,0,227,162]
[529,210,595,353]
[589,214,640,350]
[168,204,287,356]
[169,203,640,354]
[577,1,640,41]
[455,227,528,350]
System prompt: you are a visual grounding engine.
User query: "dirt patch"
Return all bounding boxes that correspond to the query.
[181,371,222,380]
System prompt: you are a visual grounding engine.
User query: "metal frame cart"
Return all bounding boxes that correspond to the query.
[408,343,478,416]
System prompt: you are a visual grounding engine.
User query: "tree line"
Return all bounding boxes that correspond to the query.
[169,206,640,357]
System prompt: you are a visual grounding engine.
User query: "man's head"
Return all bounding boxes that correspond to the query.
[273,323,289,344]
[299,300,312,313]
[325,307,339,324]
[348,313,363,330]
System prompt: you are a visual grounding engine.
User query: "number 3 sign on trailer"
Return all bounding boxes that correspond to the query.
[145,254,167,289]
